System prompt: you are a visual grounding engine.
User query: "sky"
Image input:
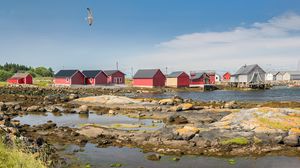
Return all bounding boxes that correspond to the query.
[1,0,300,75]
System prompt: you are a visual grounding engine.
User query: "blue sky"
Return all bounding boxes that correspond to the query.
[1,0,300,74]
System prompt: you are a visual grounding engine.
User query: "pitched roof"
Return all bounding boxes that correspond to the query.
[267,71,279,76]
[11,73,31,78]
[167,71,186,78]
[234,64,264,75]
[103,70,125,76]
[82,70,105,78]
[54,70,80,78]
[190,73,206,80]
[133,69,161,79]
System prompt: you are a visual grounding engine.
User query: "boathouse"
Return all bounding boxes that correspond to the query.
[82,70,107,85]
[189,72,210,87]
[103,70,125,84]
[7,73,33,85]
[54,70,85,86]
[230,64,266,87]
[166,71,190,88]
[133,69,166,88]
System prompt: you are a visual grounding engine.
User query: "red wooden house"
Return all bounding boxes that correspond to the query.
[205,71,216,84]
[54,70,85,86]
[7,73,33,84]
[190,72,210,87]
[103,70,125,84]
[223,72,231,81]
[82,70,107,85]
[166,71,190,88]
[133,69,166,88]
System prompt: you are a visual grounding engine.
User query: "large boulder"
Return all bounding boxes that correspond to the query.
[283,135,300,147]
[27,105,41,112]
[78,105,89,114]
[179,103,194,111]
[165,115,188,124]
[159,99,175,105]
[175,126,200,140]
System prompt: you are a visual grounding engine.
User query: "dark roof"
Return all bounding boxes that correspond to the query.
[133,69,161,79]
[82,70,104,78]
[54,70,80,78]
[103,70,125,76]
[190,73,206,80]
[167,71,185,78]
[234,64,263,75]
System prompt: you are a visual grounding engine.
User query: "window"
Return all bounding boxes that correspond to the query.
[66,78,69,82]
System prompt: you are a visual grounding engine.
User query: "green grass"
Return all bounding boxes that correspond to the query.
[0,82,7,87]
[0,141,46,168]
[221,137,249,145]
[33,77,53,87]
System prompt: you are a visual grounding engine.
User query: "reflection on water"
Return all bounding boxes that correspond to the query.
[134,88,300,102]
[64,143,300,168]
[15,113,163,131]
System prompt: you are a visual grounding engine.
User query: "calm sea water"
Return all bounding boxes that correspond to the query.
[64,143,300,168]
[15,113,163,131]
[135,87,300,102]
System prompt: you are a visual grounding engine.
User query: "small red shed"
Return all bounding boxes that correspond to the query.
[54,70,85,86]
[133,69,166,88]
[82,70,107,85]
[166,71,190,88]
[223,72,231,81]
[103,70,125,84]
[190,72,210,87]
[205,71,216,84]
[7,73,33,84]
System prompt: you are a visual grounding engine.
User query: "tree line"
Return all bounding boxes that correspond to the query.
[0,63,54,81]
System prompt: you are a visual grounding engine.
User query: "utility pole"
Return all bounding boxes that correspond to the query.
[116,61,119,70]
[131,67,134,78]
[165,67,168,75]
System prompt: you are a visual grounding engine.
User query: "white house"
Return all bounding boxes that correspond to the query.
[265,71,278,81]
[275,72,285,81]
[283,71,300,81]
[215,74,221,82]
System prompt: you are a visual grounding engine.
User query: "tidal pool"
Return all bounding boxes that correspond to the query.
[63,143,300,168]
[15,113,163,131]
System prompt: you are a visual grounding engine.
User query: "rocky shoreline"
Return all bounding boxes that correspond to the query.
[0,86,300,167]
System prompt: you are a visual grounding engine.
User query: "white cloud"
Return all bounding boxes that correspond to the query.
[131,12,300,73]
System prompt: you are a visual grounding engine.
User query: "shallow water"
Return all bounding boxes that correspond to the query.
[64,143,300,168]
[134,87,300,102]
[15,113,163,131]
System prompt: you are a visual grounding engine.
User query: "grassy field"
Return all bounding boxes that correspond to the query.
[0,82,7,87]
[0,141,46,168]
[33,77,53,87]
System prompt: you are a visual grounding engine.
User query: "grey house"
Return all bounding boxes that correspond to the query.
[230,64,266,85]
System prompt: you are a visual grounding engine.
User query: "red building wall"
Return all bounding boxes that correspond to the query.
[95,72,108,85]
[190,75,209,86]
[54,77,71,85]
[85,78,95,85]
[24,75,33,84]
[177,73,190,87]
[71,72,85,85]
[133,78,153,87]
[107,71,125,84]
[7,78,21,84]
[153,71,166,87]
[223,72,231,81]
[208,74,216,84]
